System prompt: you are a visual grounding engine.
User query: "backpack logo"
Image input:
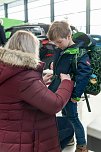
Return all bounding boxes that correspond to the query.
[86,60,90,65]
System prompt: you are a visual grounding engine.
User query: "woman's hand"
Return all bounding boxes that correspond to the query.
[71,98,77,103]
[50,62,53,70]
[43,73,53,85]
[60,73,71,81]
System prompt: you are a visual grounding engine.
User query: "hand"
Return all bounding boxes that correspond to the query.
[60,73,71,81]
[71,97,80,103]
[71,98,77,103]
[43,73,53,84]
[49,62,53,70]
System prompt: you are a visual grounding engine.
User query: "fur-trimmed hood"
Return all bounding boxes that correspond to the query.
[0,47,44,84]
[0,47,40,69]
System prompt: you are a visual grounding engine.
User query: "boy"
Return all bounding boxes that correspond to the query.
[47,21,92,152]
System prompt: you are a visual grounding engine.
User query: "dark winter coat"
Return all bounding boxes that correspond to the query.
[48,44,92,99]
[0,24,6,46]
[0,48,73,152]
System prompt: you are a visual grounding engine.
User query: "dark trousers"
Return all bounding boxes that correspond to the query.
[57,116,74,150]
[62,101,86,146]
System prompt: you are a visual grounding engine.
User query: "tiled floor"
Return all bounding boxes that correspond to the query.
[57,93,101,152]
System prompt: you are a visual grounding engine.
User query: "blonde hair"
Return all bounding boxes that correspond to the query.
[47,21,72,41]
[5,30,40,59]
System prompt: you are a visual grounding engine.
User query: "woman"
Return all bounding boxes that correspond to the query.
[0,30,74,152]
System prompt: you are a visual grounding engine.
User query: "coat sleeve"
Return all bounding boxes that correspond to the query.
[19,72,74,115]
[0,25,6,45]
[72,53,92,99]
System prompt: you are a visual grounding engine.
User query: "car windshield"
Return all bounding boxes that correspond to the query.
[91,35,101,43]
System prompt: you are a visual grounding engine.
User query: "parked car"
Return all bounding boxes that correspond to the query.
[89,34,101,46]
[31,23,50,35]
[5,24,46,40]
[5,24,55,69]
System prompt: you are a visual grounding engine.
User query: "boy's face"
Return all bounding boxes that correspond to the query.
[53,35,71,50]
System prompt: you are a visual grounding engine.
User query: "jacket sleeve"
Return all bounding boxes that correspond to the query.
[19,72,74,115]
[0,25,6,45]
[71,53,92,99]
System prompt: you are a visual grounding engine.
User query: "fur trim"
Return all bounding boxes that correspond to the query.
[0,47,40,69]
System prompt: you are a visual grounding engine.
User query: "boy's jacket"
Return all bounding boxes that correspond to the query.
[48,44,92,99]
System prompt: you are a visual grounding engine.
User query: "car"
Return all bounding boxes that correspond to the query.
[89,34,101,46]
[5,24,55,69]
[31,23,50,35]
[5,24,46,40]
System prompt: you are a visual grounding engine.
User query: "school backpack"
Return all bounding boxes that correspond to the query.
[72,32,101,96]
[40,37,55,69]
[72,32,101,112]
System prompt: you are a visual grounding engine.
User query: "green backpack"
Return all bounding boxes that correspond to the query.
[72,32,101,111]
[85,46,101,95]
[72,32,101,96]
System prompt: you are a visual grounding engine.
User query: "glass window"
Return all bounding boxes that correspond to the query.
[29,17,50,24]
[8,5,24,13]
[91,10,101,26]
[28,0,50,9]
[90,9,101,34]
[90,0,101,34]
[55,12,86,33]
[7,0,24,20]
[28,0,50,24]
[8,11,24,21]
[8,0,23,8]
[54,0,86,32]
[90,25,101,35]
[0,10,5,18]
[54,0,86,16]
[0,5,4,18]
[91,0,101,10]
